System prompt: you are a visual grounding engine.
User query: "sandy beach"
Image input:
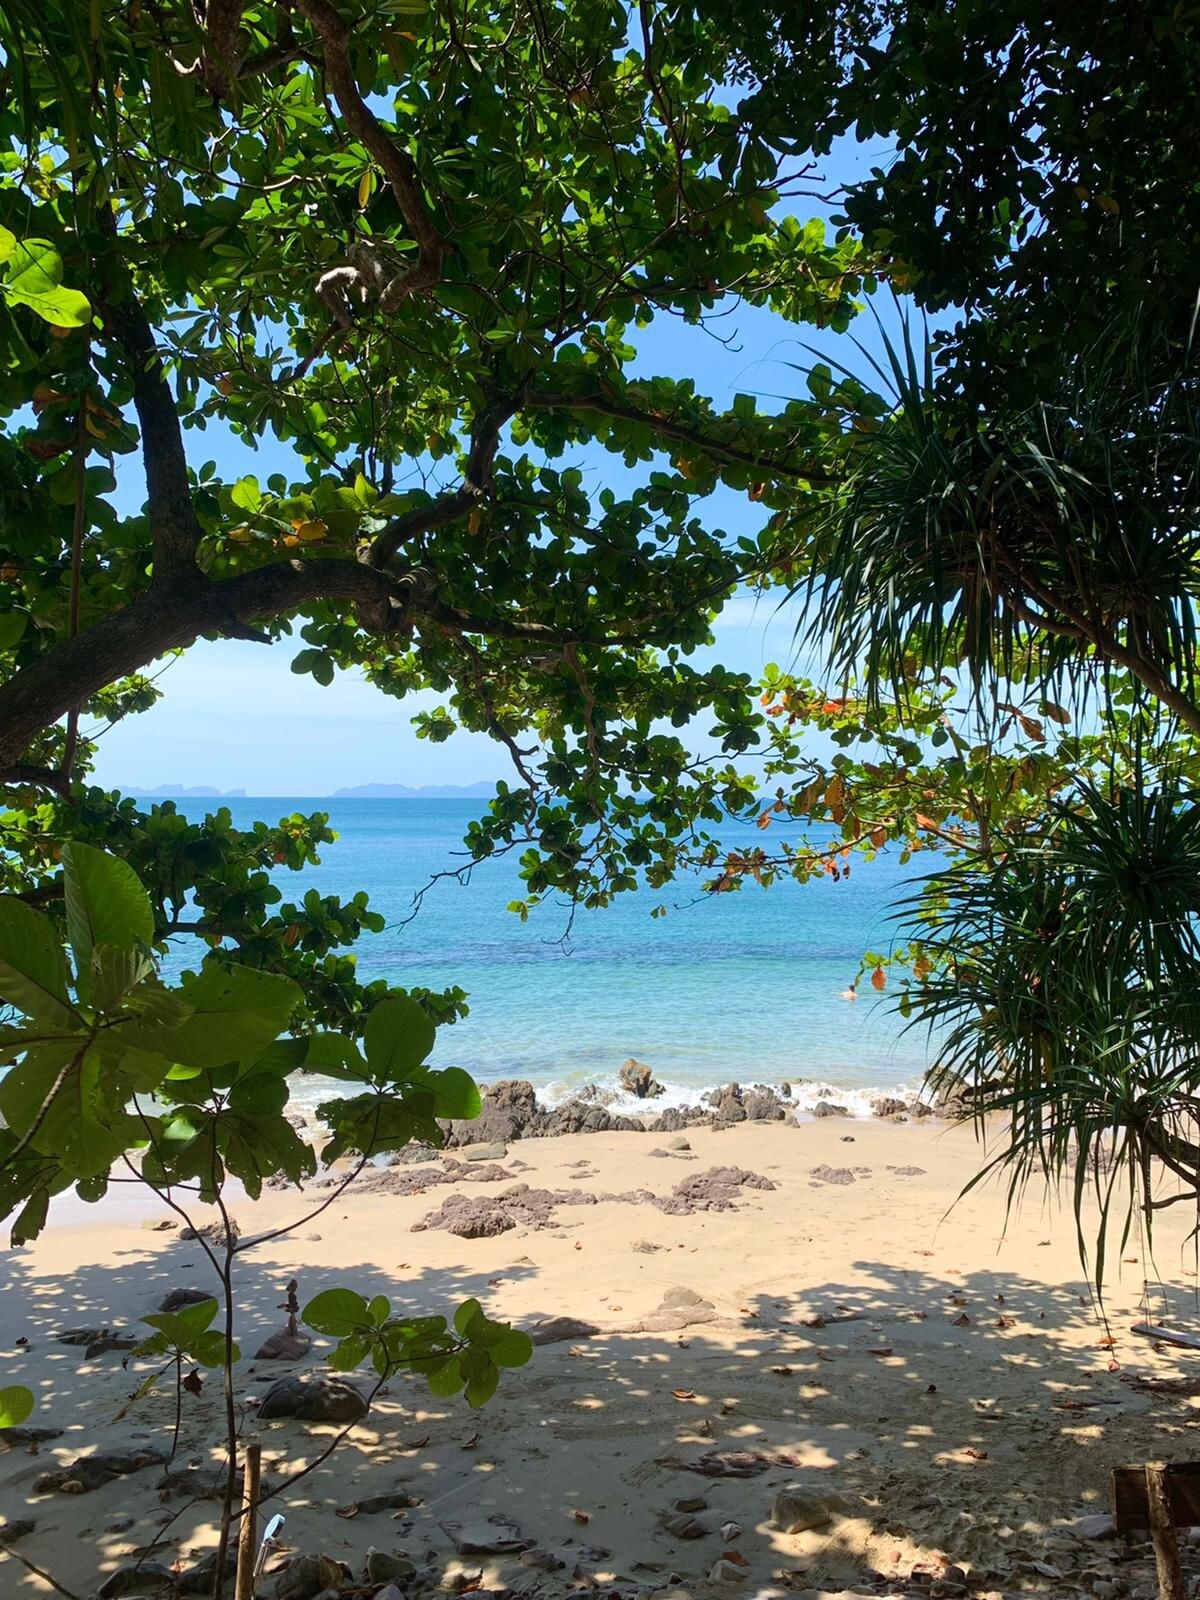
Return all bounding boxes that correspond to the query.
[2,1116,1198,1599]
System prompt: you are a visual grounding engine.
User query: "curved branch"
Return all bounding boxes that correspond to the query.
[294,0,446,305]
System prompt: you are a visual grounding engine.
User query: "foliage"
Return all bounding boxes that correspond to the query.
[897,768,1200,1286]
[0,844,528,1596]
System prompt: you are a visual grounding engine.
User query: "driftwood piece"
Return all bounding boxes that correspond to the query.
[1146,1463,1186,1600]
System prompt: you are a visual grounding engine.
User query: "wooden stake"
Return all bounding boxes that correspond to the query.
[234,1442,262,1600]
[1145,1462,1186,1600]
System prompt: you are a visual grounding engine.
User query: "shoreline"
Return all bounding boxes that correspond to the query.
[4,1117,1196,1600]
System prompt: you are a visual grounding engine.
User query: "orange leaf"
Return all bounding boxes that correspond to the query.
[870,967,886,992]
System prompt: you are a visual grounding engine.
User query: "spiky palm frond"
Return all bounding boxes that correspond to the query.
[898,767,1200,1289]
[799,314,1200,724]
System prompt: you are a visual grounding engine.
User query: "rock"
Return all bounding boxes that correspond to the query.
[743,1088,787,1121]
[529,1317,602,1345]
[808,1165,856,1186]
[663,1513,708,1539]
[672,1497,708,1514]
[1070,1513,1117,1540]
[258,1374,369,1424]
[366,1552,418,1583]
[106,1514,136,1533]
[772,1486,848,1533]
[459,1141,509,1162]
[654,1166,776,1214]
[178,1217,240,1244]
[443,1079,540,1146]
[413,1195,517,1238]
[348,1491,422,1515]
[34,1447,167,1495]
[811,1101,850,1118]
[273,1555,345,1600]
[619,1058,664,1099]
[632,1239,662,1253]
[712,1090,747,1125]
[443,1518,530,1554]
[176,1550,237,1595]
[869,1097,907,1118]
[254,1327,313,1360]
[709,1560,746,1583]
[55,1326,138,1357]
[375,1587,409,1600]
[1,1424,63,1444]
[907,1098,936,1118]
[519,1549,565,1571]
[97,1562,176,1596]
[668,1137,691,1151]
[661,1286,714,1310]
[0,1519,35,1546]
[157,1288,217,1313]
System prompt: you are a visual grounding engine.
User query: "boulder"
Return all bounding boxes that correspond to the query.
[253,1326,312,1361]
[97,1562,176,1596]
[273,1555,345,1600]
[619,1058,664,1099]
[176,1550,237,1595]
[869,1097,907,1118]
[157,1287,216,1313]
[444,1079,539,1146]
[712,1091,747,1125]
[811,1100,850,1119]
[366,1552,418,1584]
[742,1088,786,1121]
[258,1374,368,1424]
[772,1485,848,1534]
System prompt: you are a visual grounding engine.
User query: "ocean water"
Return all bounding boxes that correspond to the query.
[168,798,936,1114]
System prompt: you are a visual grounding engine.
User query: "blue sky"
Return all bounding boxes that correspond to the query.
[90,136,920,797]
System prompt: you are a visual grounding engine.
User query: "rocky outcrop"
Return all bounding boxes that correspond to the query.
[618,1057,664,1098]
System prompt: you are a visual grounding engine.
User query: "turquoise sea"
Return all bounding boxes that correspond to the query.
[169,798,936,1114]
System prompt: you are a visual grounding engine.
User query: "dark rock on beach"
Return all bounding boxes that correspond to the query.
[258,1373,369,1424]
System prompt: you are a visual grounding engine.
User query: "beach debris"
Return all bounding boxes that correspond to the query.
[0,1519,35,1546]
[685,1450,780,1478]
[632,1240,663,1253]
[672,1388,697,1401]
[258,1373,368,1423]
[772,1485,849,1533]
[461,1431,481,1449]
[34,1447,167,1495]
[156,1287,214,1314]
[0,1423,62,1445]
[620,1058,665,1099]
[721,1521,743,1542]
[571,1509,591,1524]
[530,1316,603,1345]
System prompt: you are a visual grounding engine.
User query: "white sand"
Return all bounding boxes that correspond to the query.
[2,1118,1198,1597]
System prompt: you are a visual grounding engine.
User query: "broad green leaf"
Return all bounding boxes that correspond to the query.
[0,611,26,650]
[0,225,15,264]
[6,283,92,327]
[303,1288,369,1337]
[228,1072,289,1116]
[426,1067,481,1121]
[62,843,154,985]
[367,1294,390,1326]
[490,1326,534,1368]
[176,1297,221,1336]
[363,995,436,1080]
[0,1385,35,1428]
[193,1330,238,1365]
[425,1354,466,1398]
[461,1348,500,1407]
[90,946,156,1012]
[453,1298,483,1337]
[135,963,299,1069]
[4,238,63,295]
[301,1032,368,1079]
[0,897,76,1027]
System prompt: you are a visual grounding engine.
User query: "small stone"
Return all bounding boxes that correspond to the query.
[157,1287,216,1313]
[669,1138,691,1151]
[1071,1513,1117,1540]
[367,1552,417,1584]
[178,1217,240,1244]
[273,1554,344,1600]
[520,1549,565,1571]
[672,1496,708,1513]
[459,1141,509,1162]
[254,1327,313,1360]
[772,1485,848,1534]
[258,1374,368,1424]
[663,1514,708,1540]
[709,1559,746,1583]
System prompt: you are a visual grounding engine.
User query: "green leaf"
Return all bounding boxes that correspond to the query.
[61,843,154,986]
[490,1326,534,1368]
[303,1288,370,1338]
[461,1348,500,1407]
[90,946,156,1012]
[0,225,15,264]
[425,1354,466,1398]
[368,1295,390,1325]
[228,1072,289,1116]
[0,897,76,1026]
[363,995,436,1080]
[139,964,299,1069]
[454,1298,483,1337]
[0,1385,35,1428]
[193,1330,238,1365]
[426,1067,481,1121]
[301,1032,369,1079]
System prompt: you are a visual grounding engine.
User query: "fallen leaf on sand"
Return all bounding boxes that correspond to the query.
[574,1242,583,1251]
[402,1434,431,1450]
[996,1317,1016,1329]
[816,1350,836,1362]
[769,1366,794,1376]
[949,1294,967,1306]
[335,1505,359,1519]
[182,1370,203,1395]
[721,1550,749,1567]
[926,1384,937,1394]
[951,1313,970,1327]
[1098,1336,1116,1348]
[672,1389,696,1401]
[964,1448,988,1461]
[868,1347,893,1356]
[572,1510,591,1525]
[461,1433,481,1450]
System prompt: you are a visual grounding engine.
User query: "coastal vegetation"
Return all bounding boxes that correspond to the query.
[1,0,1200,1595]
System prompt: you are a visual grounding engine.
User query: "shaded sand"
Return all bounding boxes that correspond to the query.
[2,1118,1199,1598]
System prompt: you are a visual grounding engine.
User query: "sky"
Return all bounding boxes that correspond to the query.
[88,137,920,797]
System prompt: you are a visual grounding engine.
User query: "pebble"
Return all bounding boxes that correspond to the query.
[709,1559,746,1583]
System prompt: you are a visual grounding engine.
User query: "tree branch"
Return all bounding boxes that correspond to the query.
[294,0,447,306]
[527,390,836,485]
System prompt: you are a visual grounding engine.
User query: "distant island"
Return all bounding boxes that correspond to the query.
[331,781,497,798]
[123,785,247,798]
